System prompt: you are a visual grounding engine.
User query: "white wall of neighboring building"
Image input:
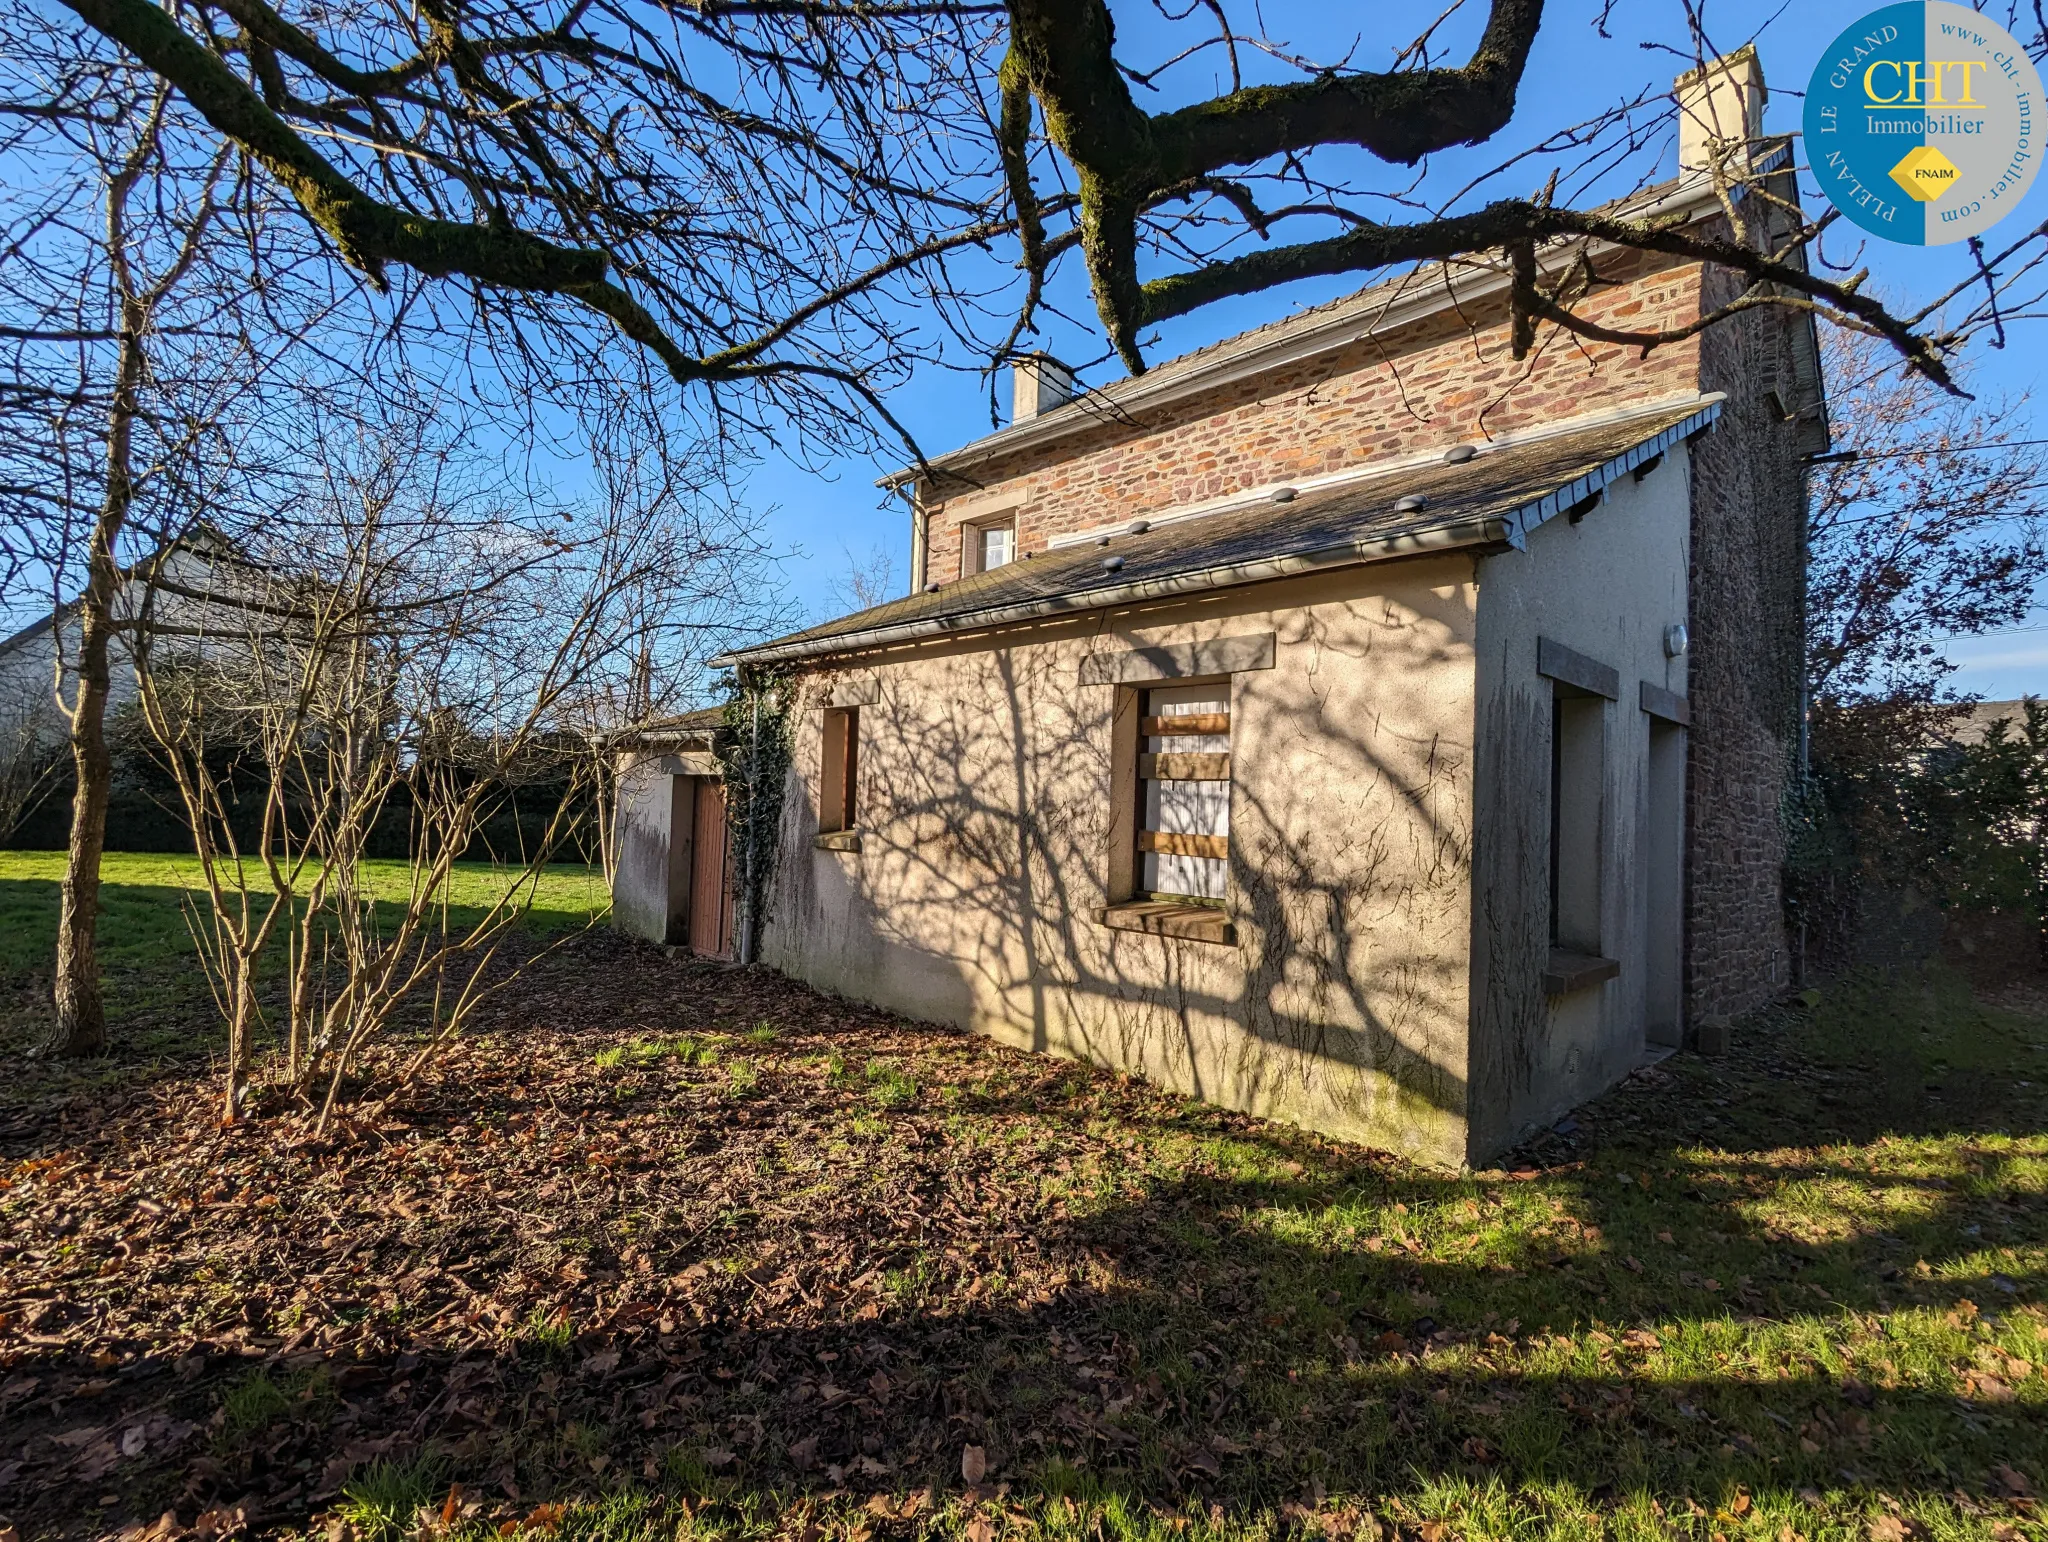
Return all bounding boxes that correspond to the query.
[0,539,276,753]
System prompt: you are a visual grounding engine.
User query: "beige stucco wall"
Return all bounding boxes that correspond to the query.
[612,745,719,945]
[761,558,1482,1164]
[1468,447,1694,1157]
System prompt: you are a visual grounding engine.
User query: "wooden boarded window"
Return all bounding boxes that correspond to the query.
[1136,683,1230,902]
[820,706,860,833]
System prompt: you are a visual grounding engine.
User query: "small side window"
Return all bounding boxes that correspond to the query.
[964,517,1017,576]
[820,706,860,833]
[1548,689,1604,953]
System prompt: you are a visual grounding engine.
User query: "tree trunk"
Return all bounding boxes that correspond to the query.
[223,955,255,1122]
[47,617,113,1056]
[44,310,143,1058]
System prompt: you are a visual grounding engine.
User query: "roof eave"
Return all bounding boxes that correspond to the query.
[711,515,1512,671]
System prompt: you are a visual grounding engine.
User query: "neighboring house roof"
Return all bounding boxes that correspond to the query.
[0,523,258,662]
[606,707,725,756]
[0,603,70,658]
[884,149,1797,491]
[720,396,1721,670]
[1949,698,2040,744]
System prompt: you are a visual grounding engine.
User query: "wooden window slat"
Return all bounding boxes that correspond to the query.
[1141,713,1230,736]
[1137,830,1229,860]
[1138,752,1231,781]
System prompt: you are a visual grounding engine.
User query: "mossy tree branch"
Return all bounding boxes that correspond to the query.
[52,0,1022,419]
[1003,0,1545,366]
[59,0,613,296]
[1137,195,1958,388]
[1002,0,1985,388]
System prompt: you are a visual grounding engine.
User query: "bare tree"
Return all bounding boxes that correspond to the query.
[0,9,343,1055]
[831,544,901,614]
[0,698,62,843]
[36,0,2048,424]
[1807,326,2048,737]
[2,89,240,1055]
[1788,328,2048,961]
[135,392,778,1121]
[992,3,2048,387]
[21,0,1014,451]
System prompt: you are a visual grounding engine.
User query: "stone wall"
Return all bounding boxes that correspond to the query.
[1683,270,1808,1029]
[918,250,1708,585]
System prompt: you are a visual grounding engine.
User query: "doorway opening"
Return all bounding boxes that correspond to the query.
[1644,720,1685,1048]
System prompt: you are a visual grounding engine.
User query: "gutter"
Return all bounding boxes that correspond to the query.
[717,399,1720,673]
[1497,401,1720,546]
[713,517,1508,670]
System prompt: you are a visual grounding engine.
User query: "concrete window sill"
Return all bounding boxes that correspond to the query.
[1544,948,1619,995]
[814,830,863,852]
[1094,900,1236,946]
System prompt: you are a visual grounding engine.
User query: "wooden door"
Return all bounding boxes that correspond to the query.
[688,778,735,959]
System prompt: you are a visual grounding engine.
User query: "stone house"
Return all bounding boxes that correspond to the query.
[634,56,1825,1164]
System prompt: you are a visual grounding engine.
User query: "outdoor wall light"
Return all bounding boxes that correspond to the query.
[1664,624,1689,658]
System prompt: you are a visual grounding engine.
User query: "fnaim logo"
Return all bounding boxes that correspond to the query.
[1806,2,2042,244]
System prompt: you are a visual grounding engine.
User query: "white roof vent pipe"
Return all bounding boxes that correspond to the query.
[1675,43,1766,176]
[1011,353,1075,423]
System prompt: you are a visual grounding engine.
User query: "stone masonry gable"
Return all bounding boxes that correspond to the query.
[1684,269,1811,1029]
[917,247,1707,589]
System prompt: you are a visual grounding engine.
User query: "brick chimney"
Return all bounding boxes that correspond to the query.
[1676,44,1766,176]
[1011,353,1075,422]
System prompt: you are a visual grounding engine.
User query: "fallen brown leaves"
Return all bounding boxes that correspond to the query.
[0,933,1356,1539]
[4,932,2042,1542]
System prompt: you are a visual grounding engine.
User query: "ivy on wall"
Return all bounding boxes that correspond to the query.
[717,666,797,964]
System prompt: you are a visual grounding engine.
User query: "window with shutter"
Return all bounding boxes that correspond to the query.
[979,521,1015,572]
[962,516,1017,576]
[1136,683,1230,903]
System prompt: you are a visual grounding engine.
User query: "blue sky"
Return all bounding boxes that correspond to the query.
[740,0,2048,701]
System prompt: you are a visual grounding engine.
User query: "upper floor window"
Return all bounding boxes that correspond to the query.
[966,517,1016,576]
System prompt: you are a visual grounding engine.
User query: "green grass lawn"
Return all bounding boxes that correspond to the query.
[4,940,2043,1542]
[0,849,610,1051]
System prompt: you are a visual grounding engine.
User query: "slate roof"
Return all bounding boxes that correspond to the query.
[719,398,1721,669]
